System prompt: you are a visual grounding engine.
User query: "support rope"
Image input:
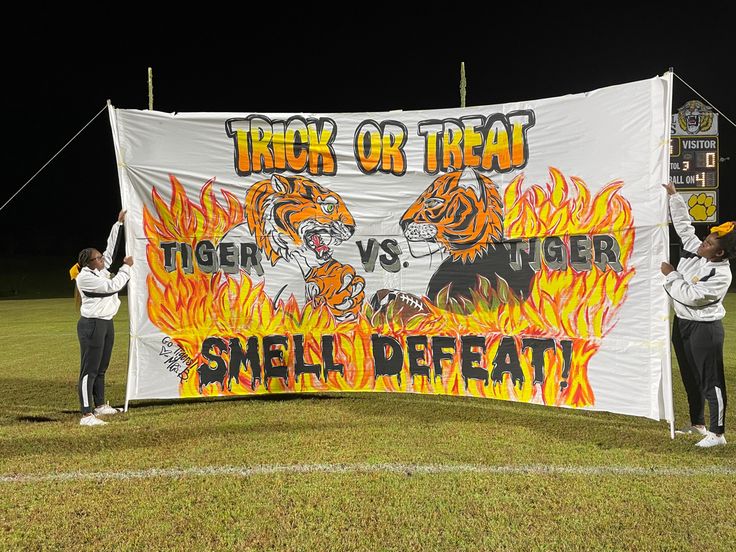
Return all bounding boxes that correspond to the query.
[673,72,735,129]
[0,104,108,214]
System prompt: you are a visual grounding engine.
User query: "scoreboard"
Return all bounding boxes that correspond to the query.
[669,100,720,223]
[669,136,718,189]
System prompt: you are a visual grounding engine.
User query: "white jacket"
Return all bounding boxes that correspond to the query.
[664,193,731,322]
[76,221,131,320]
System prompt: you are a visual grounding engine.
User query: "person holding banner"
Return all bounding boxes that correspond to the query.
[69,210,133,427]
[661,182,735,448]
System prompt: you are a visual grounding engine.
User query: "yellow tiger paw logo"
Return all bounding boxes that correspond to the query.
[687,193,716,221]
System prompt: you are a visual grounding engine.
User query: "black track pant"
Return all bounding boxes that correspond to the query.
[77,317,114,415]
[672,317,727,435]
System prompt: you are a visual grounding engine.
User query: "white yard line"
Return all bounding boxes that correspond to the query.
[2,462,735,484]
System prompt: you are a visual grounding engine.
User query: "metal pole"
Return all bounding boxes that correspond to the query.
[460,62,466,108]
[148,67,154,110]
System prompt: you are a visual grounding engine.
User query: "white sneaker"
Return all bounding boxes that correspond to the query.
[695,433,727,448]
[80,414,107,426]
[675,425,708,436]
[94,403,122,416]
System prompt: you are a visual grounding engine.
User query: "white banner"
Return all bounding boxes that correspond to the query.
[110,73,673,421]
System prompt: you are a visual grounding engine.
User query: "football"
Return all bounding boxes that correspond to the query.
[370,288,428,322]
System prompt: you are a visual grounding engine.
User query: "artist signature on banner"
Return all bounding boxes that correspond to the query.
[160,337,193,381]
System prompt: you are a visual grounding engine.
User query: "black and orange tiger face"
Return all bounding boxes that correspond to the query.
[246,174,355,266]
[400,168,503,262]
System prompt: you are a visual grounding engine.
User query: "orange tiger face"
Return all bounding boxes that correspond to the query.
[246,174,355,266]
[400,168,503,263]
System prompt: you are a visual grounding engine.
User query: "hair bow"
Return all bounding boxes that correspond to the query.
[710,221,735,237]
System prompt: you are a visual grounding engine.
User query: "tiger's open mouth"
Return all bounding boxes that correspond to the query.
[686,116,700,132]
[304,230,334,260]
[298,219,353,262]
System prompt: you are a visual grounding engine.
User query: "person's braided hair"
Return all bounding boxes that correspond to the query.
[78,248,96,268]
[73,248,98,308]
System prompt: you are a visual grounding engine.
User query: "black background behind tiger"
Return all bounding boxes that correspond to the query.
[2,10,734,298]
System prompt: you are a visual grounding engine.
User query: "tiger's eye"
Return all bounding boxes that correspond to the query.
[424,198,444,209]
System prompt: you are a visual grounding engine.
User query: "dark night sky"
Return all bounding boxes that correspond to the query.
[2,12,734,265]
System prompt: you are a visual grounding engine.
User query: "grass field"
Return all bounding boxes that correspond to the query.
[1,295,734,551]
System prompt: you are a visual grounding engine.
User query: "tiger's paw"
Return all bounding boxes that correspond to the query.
[305,261,365,322]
